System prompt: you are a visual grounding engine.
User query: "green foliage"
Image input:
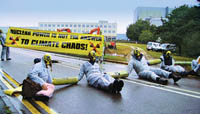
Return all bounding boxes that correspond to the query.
[156,5,200,57]
[4,106,12,114]
[139,30,154,43]
[126,19,152,41]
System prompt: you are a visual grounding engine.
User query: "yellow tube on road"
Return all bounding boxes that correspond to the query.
[107,71,128,78]
[148,59,161,65]
[52,76,78,85]
[4,86,22,96]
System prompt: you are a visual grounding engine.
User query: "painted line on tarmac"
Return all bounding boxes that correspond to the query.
[58,62,200,99]
[1,70,58,114]
[0,75,41,114]
[123,79,199,99]
[127,78,200,95]
[57,62,80,70]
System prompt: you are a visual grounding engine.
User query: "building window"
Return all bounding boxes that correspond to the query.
[74,25,77,27]
[83,25,85,27]
[108,25,111,28]
[65,24,68,27]
[100,25,103,28]
[113,25,116,28]
[82,30,85,33]
[61,24,64,27]
[70,24,72,27]
[74,29,76,32]
[108,30,111,33]
[95,25,98,27]
[104,25,107,28]
[57,24,60,27]
[112,30,115,33]
[86,25,89,27]
[78,24,81,27]
[78,30,81,33]
[104,30,107,33]
[44,24,47,27]
[40,24,43,27]
[52,24,55,27]
[91,25,94,28]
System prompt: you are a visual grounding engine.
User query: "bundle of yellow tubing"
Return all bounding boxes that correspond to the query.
[52,76,79,85]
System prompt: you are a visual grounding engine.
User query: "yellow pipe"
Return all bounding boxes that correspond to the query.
[52,76,78,85]
[107,71,128,78]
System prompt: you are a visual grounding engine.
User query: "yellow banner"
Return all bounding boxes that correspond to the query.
[6,27,104,56]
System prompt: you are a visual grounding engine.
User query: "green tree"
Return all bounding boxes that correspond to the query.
[139,30,153,43]
[126,19,151,41]
[157,5,199,57]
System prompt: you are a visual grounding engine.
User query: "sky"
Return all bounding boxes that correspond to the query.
[0,0,198,34]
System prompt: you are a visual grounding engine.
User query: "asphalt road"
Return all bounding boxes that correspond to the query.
[0,47,200,114]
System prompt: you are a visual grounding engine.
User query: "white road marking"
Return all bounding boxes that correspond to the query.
[128,78,200,95]
[123,79,200,99]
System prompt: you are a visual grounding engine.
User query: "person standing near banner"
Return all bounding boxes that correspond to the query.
[0,29,11,61]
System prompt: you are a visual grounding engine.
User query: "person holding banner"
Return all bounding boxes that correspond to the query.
[78,50,124,93]
[0,29,11,61]
[23,53,55,101]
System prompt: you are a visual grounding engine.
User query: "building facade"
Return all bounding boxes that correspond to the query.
[134,7,174,26]
[38,21,117,41]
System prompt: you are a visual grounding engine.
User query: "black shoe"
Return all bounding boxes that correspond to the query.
[169,73,181,83]
[6,58,11,61]
[180,71,189,77]
[111,79,119,93]
[1,59,4,61]
[188,70,195,75]
[116,80,124,92]
[108,83,113,91]
[156,77,168,85]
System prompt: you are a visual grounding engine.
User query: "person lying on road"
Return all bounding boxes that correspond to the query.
[22,53,55,102]
[160,51,188,76]
[78,50,124,93]
[128,49,181,85]
[189,56,200,76]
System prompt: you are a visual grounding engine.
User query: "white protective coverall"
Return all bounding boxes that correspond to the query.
[78,61,114,90]
[28,58,54,97]
[191,56,200,75]
[160,55,185,73]
[0,33,10,60]
[128,55,171,81]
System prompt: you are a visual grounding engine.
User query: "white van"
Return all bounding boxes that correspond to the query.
[146,42,160,51]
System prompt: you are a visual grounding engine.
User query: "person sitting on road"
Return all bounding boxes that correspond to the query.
[189,56,200,76]
[78,50,124,93]
[23,53,55,101]
[128,49,181,85]
[0,29,11,61]
[160,51,188,76]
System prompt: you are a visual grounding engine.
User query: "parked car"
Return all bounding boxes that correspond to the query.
[161,43,176,52]
[147,42,161,51]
